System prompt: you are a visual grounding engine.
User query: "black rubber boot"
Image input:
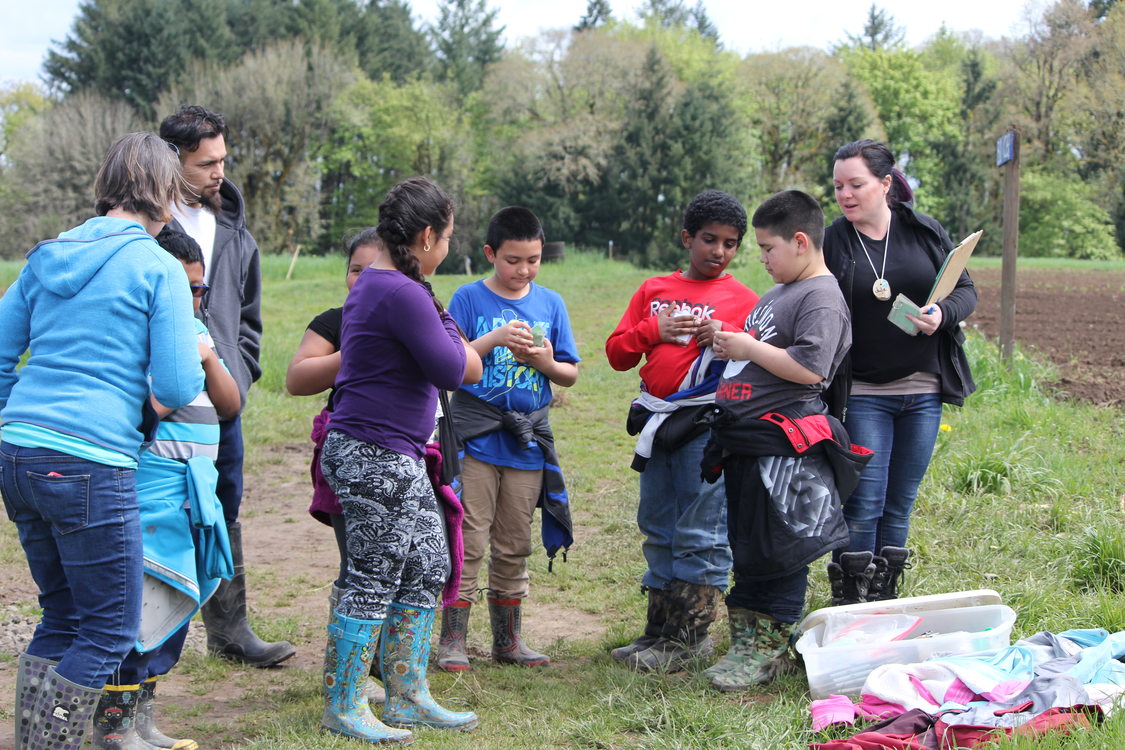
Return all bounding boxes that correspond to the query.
[611,586,670,662]
[201,522,296,667]
[488,598,549,667]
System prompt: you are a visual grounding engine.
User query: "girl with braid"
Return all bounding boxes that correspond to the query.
[318,177,483,745]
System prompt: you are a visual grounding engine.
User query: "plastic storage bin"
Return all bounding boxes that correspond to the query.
[794,589,1015,699]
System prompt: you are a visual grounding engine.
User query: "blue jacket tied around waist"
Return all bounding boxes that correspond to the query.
[450,389,573,565]
[135,452,233,651]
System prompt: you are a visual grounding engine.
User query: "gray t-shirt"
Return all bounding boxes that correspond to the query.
[716,274,851,422]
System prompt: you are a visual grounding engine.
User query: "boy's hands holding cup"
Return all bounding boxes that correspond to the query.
[512,333,555,370]
[494,319,535,356]
[658,307,698,346]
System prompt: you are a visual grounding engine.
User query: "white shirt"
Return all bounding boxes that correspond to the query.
[171,202,218,283]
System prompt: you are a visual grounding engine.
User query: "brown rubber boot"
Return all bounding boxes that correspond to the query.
[488,597,549,667]
[436,601,472,672]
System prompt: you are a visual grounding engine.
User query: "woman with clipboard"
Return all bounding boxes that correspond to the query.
[822,139,977,606]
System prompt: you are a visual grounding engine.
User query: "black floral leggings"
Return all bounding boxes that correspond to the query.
[320,429,449,620]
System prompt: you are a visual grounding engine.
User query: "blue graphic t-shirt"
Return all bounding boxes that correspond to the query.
[449,279,581,470]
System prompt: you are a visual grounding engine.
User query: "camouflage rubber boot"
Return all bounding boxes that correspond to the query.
[871,546,912,601]
[625,580,720,673]
[709,613,797,692]
[703,606,757,679]
[610,587,670,663]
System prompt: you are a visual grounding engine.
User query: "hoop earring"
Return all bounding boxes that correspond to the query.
[424,244,431,253]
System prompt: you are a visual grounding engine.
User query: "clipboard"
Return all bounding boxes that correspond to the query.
[887,230,982,335]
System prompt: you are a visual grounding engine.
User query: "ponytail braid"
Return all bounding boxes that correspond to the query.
[375,176,455,314]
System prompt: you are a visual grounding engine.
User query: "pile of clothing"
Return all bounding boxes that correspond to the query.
[810,629,1125,749]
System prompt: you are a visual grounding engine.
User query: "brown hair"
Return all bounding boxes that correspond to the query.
[94,132,187,223]
[833,139,914,207]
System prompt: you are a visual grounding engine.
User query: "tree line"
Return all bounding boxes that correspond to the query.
[0,0,1122,269]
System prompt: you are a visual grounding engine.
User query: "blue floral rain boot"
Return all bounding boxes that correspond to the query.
[321,614,413,745]
[328,585,386,704]
[381,603,478,731]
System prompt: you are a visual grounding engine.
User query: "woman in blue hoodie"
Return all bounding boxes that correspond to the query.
[0,132,204,750]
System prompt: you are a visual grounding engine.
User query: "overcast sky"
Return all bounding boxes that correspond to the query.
[2,0,1042,87]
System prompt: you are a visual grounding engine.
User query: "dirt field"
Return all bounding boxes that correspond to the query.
[0,265,1122,747]
[968,266,1125,405]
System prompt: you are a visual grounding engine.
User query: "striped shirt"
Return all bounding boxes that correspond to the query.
[148,318,220,462]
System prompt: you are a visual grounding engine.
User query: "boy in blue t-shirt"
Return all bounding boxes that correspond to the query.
[441,206,580,671]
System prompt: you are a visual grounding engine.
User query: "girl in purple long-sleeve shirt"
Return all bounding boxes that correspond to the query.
[318,177,483,743]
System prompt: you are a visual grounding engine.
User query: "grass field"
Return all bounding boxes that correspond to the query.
[1,249,1123,748]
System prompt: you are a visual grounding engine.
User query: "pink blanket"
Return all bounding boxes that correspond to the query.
[425,442,464,607]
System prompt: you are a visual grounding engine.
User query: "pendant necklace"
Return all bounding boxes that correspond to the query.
[854,213,892,301]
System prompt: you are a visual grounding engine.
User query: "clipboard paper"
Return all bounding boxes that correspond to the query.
[884,230,982,336]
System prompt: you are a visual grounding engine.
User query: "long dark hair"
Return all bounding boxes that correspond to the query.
[375,177,454,311]
[833,139,914,207]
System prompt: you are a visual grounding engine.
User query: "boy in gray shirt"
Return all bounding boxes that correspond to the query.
[701,190,871,692]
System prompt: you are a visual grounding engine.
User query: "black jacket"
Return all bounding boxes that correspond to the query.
[822,204,977,417]
[698,404,873,580]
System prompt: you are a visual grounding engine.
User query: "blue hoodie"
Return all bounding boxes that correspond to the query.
[0,216,204,464]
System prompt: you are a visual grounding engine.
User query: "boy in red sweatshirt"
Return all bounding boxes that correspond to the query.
[605,190,760,672]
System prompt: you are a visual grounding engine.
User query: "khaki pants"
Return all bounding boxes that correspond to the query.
[458,454,543,602]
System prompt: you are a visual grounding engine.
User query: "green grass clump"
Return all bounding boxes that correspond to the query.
[1070,524,1125,593]
[945,433,1061,496]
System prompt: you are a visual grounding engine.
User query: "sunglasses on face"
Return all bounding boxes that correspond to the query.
[190,284,209,298]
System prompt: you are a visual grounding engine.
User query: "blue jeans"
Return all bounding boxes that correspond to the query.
[842,393,943,554]
[637,432,731,590]
[114,621,189,685]
[0,442,142,689]
[216,416,244,524]
[727,567,808,624]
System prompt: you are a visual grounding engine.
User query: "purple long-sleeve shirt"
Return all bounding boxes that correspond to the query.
[330,269,466,459]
